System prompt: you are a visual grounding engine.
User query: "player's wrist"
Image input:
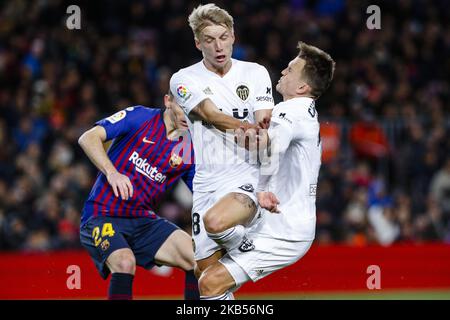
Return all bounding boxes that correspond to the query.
[105,167,119,178]
[241,120,255,131]
[256,187,266,194]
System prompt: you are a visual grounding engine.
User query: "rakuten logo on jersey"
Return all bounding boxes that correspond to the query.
[129,151,167,183]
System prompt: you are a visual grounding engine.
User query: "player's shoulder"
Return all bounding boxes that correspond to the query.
[233,59,269,74]
[273,97,317,122]
[99,106,160,127]
[121,106,162,121]
[283,97,315,109]
[171,61,204,79]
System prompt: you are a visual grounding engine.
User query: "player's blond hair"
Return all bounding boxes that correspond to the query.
[188,3,234,40]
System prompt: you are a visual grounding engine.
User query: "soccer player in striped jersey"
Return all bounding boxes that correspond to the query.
[78,92,199,300]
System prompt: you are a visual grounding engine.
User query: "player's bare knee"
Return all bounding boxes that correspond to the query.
[112,254,136,274]
[203,210,226,234]
[198,271,227,296]
[198,274,212,296]
[195,260,212,279]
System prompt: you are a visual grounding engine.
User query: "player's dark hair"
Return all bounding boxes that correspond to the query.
[297,41,335,99]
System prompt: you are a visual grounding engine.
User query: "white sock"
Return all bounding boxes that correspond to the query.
[200,292,234,300]
[207,225,245,251]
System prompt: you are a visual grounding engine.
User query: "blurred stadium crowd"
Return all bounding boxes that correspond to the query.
[0,0,449,251]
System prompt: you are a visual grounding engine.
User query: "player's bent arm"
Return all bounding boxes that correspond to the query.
[234,110,271,152]
[256,122,293,192]
[191,98,251,131]
[78,126,133,200]
[256,126,286,213]
[78,126,118,177]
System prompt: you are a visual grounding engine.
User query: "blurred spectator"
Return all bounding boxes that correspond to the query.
[429,157,450,214]
[320,122,341,164]
[343,187,369,246]
[349,114,390,160]
[367,204,400,246]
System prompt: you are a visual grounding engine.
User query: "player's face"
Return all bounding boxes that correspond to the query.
[276,57,308,98]
[164,95,188,131]
[196,25,235,72]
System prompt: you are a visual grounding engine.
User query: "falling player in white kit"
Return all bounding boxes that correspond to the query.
[169,3,274,288]
[197,42,335,299]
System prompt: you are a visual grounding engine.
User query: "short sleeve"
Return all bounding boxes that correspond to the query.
[250,65,274,111]
[268,111,295,157]
[294,101,319,141]
[95,106,148,141]
[170,72,208,115]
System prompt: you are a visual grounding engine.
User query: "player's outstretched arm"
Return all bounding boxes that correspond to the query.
[78,126,133,200]
[234,122,270,155]
[192,98,256,132]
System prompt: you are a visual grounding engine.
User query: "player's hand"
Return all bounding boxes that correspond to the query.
[257,192,280,213]
[235,121,258,150]
[234,126,245,146]
[257,117,271,130]
[240,120,257,132]
[106,170,134,201]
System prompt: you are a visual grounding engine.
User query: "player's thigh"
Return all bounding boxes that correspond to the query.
[198,260,237,296]
[154,229,194,271]
[204,192,257,231]
[191,191,223,261]
[131,217,182,271]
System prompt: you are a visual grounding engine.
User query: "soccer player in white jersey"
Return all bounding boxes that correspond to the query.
[197,42,335,300]
[169,3,274,286]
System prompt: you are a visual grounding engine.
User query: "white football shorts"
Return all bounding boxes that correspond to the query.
[191,181,259,261]
[219,225,313,286]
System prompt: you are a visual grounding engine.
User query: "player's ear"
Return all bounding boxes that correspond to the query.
[163,94,172,109]
[297,83,311,96]
[194,38,202,51]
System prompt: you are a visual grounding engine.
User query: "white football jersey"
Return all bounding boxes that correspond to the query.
[258,97,322,241]
[170,59,274,192]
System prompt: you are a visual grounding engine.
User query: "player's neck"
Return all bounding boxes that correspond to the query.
[282,93,297,101]
[282,93,314,102]
[202,59,232,77]
[163,111,183,141]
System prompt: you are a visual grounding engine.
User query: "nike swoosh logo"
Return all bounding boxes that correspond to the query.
[143,137,155,144]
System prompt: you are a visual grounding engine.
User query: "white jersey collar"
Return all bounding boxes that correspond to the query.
[200,58,236,78]
[282,96,315,108]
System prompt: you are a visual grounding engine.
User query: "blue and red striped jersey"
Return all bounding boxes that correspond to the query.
[81,106,195,226]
